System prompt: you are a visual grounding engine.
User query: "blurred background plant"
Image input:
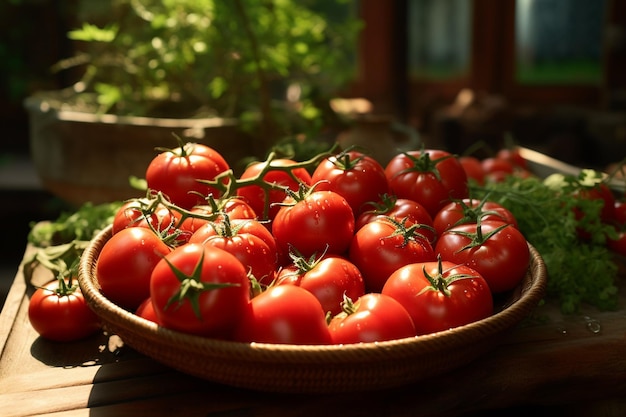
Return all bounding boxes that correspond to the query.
[43,0,362,156]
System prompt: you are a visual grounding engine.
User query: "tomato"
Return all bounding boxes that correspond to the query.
[348,217,436,292]
[196,218,278,285]
[356,195,435,243]
[145,142,230,210]
[435,220,530,294]
[481,157,515,176]
[311,150,390,216]
[150,243,250,338]
[135,297,161,325]
[112,199,180,235]
[177,197,257,235]
[328,293,416,344]
[614,200,626,225]
[272,190,355,260]
[385,149,469,217]
[276,254,365,316]
[234,285,332,345]
[432,198,518,237]
[575,182,616,225]
[459,156,486,185]
[236,158,312,221]
[608,230,626,257]
[496,147,527,169]
[96,227,172,311]
[382,260,493,335]
[28,278,101,342]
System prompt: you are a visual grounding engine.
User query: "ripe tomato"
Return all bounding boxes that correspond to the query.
[432,198,518,237]
[608,230,626,257]
[135,297,161,325]
[348,217,436,292]
[145,142,230,210]
[112,199,179,235]
[496,147,527,169]
[328,293,416,344]
[435,220,530,294]
[481,157,515,176]
[385,149,469,217]
[276,254,365,316]
[272,190,355,260]
[234,285,332,345]
[311,150,390,216]
[177,197,257,235]
[356,195,435,243]
[189,217,277,271]
[614,200,626,225]
[236,158,312,221]
[196,218,278,285]
[382,260,493,335]
[150,243,250,338]
[28,278,101,342]
[574,182,616,225]
[458,156,486,185]
[96,227,172,311]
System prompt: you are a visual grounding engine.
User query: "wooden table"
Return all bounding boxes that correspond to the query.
[1,245,625,417]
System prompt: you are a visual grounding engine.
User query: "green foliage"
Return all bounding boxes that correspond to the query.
[52,0,362,151]
[471,173,620,314]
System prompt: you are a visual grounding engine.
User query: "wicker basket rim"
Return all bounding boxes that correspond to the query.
[78,224,547,358]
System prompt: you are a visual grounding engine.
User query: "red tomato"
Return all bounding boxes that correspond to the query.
[356,196,435,243]
[145,142,230,210]
[348,217,436,292]
[382,260,493,335]
[311,150,390,216]
[481,157,515,176]
[112,199,179,235]
[459,156,486,184]
[435,220,530,294]
[197,219,278,285]
[96,227,172,311]
[608,230,626,257]
[328,293,416,344]
[276,254,365,316]
[28,278,101,342]
[234,285,332,345]
[385,149,469,217]
[614,200,626,225]
[496,148,527,169]
[150,243,250,338]
[177,197,257,235]
[432,198,518,237]
[236,158,312,221]
[272,190,355,260]
[575,182,616,225]
[189,218,277,271]
[135,297,161,325]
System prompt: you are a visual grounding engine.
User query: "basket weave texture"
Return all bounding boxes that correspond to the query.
[78,225,547,394]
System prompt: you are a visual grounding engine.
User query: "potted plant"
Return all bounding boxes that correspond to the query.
[25,0,361,206]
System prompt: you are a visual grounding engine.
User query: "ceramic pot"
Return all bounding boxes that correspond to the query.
[25,94,254,207]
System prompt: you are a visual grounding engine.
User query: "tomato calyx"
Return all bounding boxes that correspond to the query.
[384,216,434,248]
[394,150,455,181]
[419,256,478,297]
[448,195,509,227]
[328,149,367,171]
[447,218,509,252]
[161,249,241,320]
[360,193,398,215]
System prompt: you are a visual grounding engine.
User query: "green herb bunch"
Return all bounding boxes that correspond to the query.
[472,172,620,314]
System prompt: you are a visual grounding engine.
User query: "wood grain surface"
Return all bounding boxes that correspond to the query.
[1,246,625,417]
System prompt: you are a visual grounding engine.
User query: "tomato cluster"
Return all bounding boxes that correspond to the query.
[91,143,532,345]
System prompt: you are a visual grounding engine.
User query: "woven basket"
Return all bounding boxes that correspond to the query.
[78,225,547,394]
